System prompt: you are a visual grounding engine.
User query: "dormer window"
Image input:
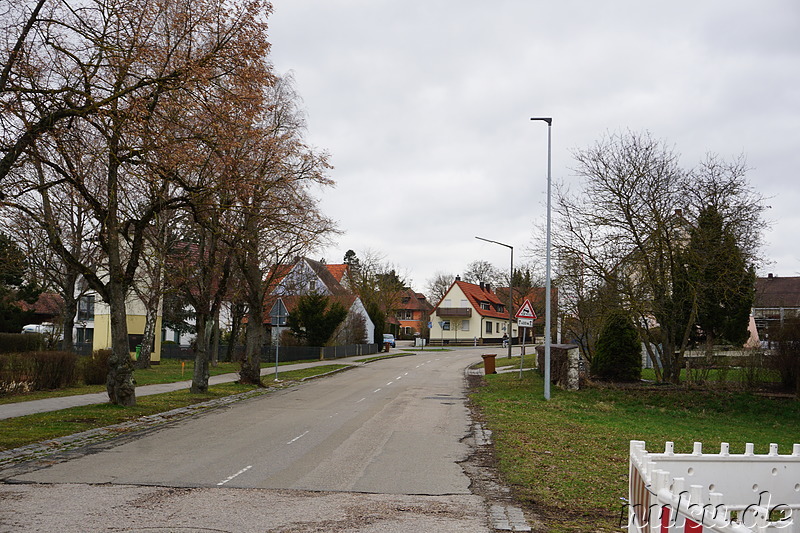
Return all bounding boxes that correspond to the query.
[480,302,491,310]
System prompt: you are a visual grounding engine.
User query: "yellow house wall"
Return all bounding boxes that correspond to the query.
[92,308,162,362]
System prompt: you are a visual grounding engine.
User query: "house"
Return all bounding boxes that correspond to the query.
[752,273,800,340]
[429,276,518,345]
[394,289,433,338]
[266,258,375,345]
[74,286,163,360]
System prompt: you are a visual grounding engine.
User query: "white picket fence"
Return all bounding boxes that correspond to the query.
[628,440,800,532]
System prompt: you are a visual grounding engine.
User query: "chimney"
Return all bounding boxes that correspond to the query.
[479,282,485,290]
[485,283,491,293]
[768,273,774,279]
[455,275,461,282]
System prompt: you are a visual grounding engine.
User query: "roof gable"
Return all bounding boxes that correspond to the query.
[434,280,510,319]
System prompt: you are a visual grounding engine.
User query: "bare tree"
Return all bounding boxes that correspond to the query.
[554,130,766,383]
[231,76,338,386]
[0,184,99,351]
[1,0,275,405]
[462,260,502,287]
[426,271,455,305]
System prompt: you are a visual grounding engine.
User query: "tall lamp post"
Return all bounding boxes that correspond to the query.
[475,236,513,358]
[530,117,552,400]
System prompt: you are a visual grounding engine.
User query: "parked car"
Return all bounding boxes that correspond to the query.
[382,334,396,348]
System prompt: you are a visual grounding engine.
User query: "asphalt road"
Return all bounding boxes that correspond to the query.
[1,348,530,532]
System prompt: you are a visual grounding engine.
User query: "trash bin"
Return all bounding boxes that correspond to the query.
[482,353,497,375]
[135,345,141,361]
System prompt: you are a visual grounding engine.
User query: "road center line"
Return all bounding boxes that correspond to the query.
[286,430,309,445]
[386,381,394,386]
[373,388,381,393]
[356,397,366,403]
[217,465,252,486]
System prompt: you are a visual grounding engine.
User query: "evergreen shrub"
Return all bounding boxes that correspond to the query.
[591,310,642,382]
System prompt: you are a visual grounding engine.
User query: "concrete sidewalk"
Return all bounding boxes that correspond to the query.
[0,356,369,421]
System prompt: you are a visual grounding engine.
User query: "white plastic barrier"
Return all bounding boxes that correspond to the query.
[628,440,800,532]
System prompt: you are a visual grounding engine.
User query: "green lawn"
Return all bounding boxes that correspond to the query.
[469,371,800,532]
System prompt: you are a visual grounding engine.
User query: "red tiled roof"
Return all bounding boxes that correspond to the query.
[398,289,433,312]
[325,264,349,283]
[433,280,509,320]
[17,292,63,316]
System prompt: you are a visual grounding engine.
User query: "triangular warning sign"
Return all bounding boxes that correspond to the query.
[515,299,537,319]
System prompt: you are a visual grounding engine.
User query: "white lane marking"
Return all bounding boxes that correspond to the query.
[373,388,381,393]
[396,376,402,380]
[217,465,252,486]
[356,397,366,403]
[415,364,422,368]
[404,372,409,376]
[386,381,394,386]
[286,430,309,444]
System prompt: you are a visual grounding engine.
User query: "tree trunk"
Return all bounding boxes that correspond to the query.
[61,275,78,353]
[106,281,136,406]
[239,305,264,386]
[211,307,220,367]
[136,298,159,369]
[191,314,211,394]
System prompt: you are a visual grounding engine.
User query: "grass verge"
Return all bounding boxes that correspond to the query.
[469,371,800,532]
[0,359,323,406]
[0,364,348,452]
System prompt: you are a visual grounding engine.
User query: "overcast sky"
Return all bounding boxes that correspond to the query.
[267,1,800,294]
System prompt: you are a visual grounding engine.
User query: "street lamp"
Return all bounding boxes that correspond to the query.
[475,236,514,358]
[531,117,552,400]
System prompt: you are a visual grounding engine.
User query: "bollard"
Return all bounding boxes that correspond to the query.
[482,353,497,375]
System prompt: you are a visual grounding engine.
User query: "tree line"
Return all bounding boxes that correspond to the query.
[0,0,336,405]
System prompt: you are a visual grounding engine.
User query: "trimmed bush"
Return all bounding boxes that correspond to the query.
[82,349,111,385]
[0,351,78,392]
[0,333,43,354]
[591,310,642,382]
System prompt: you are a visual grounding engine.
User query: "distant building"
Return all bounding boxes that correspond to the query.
[394,289,433,338]
[753,273,800,339]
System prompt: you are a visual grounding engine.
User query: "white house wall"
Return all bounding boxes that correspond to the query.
[350,297,375,344]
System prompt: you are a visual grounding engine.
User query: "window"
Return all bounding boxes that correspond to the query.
[442,321,451,330]
[460,299,468,308]
[480,302,491,310]
[444,299,452,307]
[461,320,470,331]
[77,295,95,321]
[485,321,492,334]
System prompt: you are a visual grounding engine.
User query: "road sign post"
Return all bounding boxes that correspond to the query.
[514,300,538,379]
